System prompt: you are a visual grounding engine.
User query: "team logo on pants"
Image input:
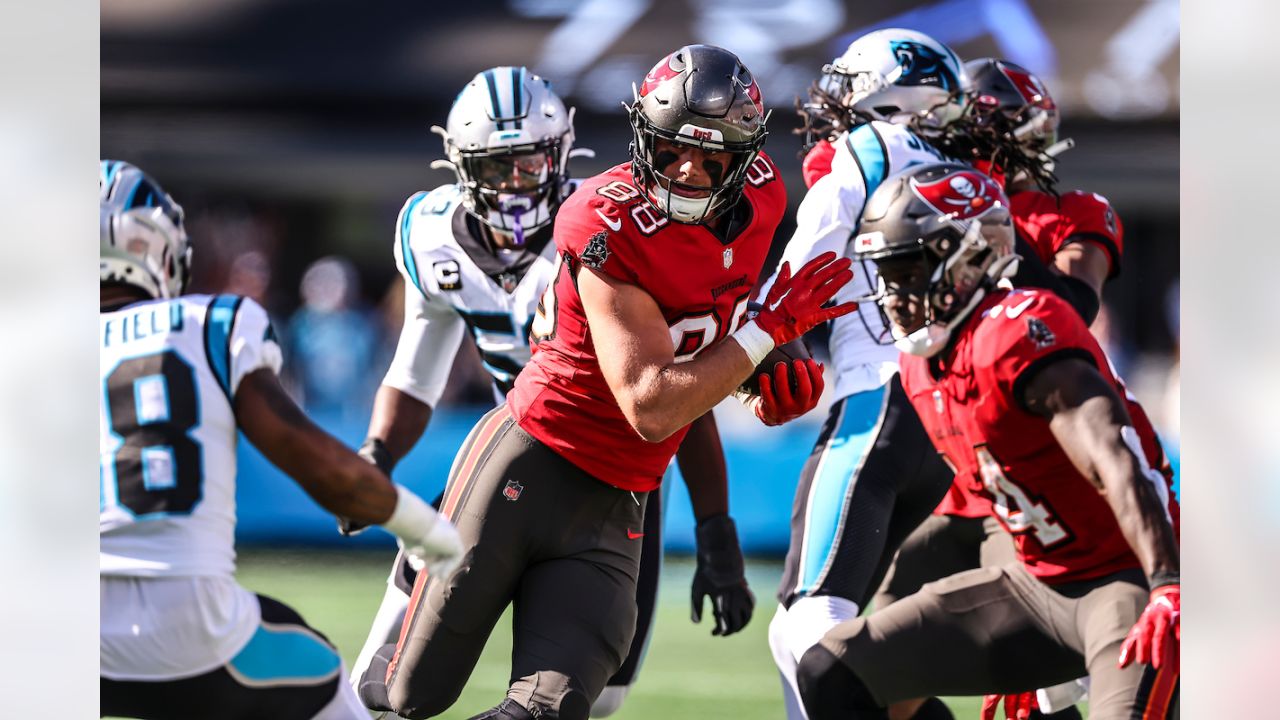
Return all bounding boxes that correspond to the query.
[503,478,524,502]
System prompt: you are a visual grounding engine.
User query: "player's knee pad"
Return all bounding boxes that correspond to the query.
[384,657,462,720]
[796,644,885,720]
[356,644,395,712]
[590,684,630,718]
[774,595,861,667]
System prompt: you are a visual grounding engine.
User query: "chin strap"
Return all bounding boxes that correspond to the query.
[894,253,1021,358]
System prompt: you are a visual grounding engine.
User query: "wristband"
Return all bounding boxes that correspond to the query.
[382,484,439,540]
[358,437,396,476]
[731,320,775,367]
[1148,570,1180,590]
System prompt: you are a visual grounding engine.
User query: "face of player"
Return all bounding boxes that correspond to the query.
[473,152,551,194]
[875,255,933,336]
[652,138,729,197]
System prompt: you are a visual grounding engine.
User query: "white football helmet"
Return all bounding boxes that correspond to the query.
[433,67,580,244]
[100,160,191,299]
[820,28,968,134]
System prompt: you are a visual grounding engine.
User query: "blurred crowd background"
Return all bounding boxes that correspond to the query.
[101,0,1180,548]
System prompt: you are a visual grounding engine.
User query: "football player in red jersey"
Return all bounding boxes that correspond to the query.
[355,45,856,720]
[795,163,1179,720]
[871,61,1175,719]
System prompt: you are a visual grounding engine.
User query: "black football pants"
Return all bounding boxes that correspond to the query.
[365,404,646,720]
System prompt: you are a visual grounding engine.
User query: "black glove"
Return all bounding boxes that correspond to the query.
[691,513,755,636]
[338,437,395,536]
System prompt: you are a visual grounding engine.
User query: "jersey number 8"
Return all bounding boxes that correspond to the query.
[102,351,204,517]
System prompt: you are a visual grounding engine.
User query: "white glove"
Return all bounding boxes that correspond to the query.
[382,484,465,580]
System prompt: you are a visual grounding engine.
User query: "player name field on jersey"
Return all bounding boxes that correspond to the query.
[102,301,185,348]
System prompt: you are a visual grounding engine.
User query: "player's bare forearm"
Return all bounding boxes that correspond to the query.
[236,369,397,524]
[1052,240,1110,298]
[676,411,729,520]
[580,266,756,442]
[366,385,434,463]
[1026,359,1179,581]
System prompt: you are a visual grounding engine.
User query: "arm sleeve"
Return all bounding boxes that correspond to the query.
[379,196,467,407]
[227,297,283,396]
[754,170,865,301]
[1011,234,1101,324]
[380,284,467,408]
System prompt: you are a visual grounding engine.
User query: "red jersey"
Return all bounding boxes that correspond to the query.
[899,288,1178,584]
[802,139,837,188]
[933,187,1127,518]
[1011,189,1124,278]
[507,156,786,491]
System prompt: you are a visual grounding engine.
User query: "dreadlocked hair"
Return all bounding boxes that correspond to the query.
[937,108,1060,196]
[794,81,872,158]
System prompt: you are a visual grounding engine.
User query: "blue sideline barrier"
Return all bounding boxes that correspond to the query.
[234,409,1180,556]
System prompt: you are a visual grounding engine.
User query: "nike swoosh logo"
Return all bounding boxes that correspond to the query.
[595,208,622,232]
[626,529,644,539]
[1006,296,1036,318]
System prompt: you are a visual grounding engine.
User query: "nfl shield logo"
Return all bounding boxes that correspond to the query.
[933,390,944,414]
[723,248,733,269]
[502,478,524,502]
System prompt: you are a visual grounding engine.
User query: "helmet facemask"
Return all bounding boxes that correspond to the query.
[628,107,761,224]
[434,67,578,246]
[942,59,1071,193]
[868,211,1019,357]
[451,137,567,245]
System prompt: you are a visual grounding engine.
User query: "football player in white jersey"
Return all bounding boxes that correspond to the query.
[348,67,753,719]
[760,30,975,720]
[99,160,463,720]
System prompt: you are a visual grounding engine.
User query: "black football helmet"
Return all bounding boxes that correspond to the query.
[853,162,1018,356]
[942,58,1069,191]
[628,44,768,224]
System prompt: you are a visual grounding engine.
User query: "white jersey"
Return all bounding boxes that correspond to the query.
[763,121,952,400]
[100,294,281,578]
[381,183,570,405]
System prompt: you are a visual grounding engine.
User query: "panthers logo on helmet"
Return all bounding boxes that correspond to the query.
[910,170,1007,221]
[998,63,1056,110]
[889,40,959,91]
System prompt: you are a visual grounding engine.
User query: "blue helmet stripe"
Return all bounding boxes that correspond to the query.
[483,69,504,130]
[101,160,123,195]
[121,175,146,210]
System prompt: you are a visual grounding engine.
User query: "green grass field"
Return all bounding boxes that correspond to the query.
[230,548,988,720]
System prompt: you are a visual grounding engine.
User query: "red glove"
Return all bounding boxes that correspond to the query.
[754,359,825,426]
[981,691,1038,720]
[1119,584,1180,669]
[755,252,856,346]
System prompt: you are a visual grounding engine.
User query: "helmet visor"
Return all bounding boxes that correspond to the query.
[469,152,553,193]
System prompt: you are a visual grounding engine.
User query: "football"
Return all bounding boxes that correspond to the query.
[738,338,811,396]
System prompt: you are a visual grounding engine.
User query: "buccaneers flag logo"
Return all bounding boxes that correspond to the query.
[910,170,1007,221]
[580,230,610,270]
